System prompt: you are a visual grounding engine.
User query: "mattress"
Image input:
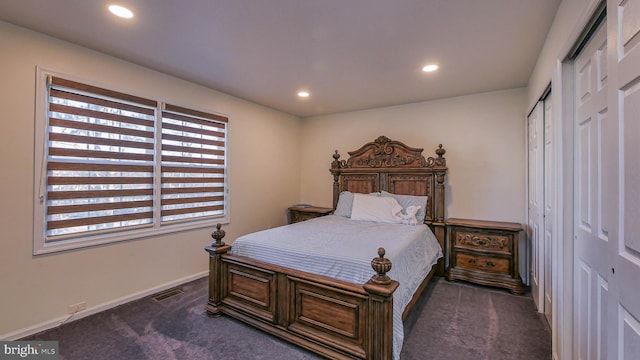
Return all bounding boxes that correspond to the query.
[229,215,443,359]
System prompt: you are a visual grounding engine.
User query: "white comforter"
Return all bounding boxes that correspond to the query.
[229,215,443,360]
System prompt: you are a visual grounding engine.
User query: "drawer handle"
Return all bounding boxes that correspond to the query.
[467,258,495,268]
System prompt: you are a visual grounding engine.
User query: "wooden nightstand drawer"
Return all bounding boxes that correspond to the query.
[446,218,524,295]
[454,230,512,253]
[456,252,510,274]
[288,206,333,224]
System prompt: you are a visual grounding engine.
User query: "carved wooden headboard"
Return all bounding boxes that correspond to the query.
[330,136,447,248]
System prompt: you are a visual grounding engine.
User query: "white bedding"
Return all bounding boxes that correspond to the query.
[229,215,443,360]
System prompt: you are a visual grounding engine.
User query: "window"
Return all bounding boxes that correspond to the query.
[160,105,227,223]
[34,72,228,254]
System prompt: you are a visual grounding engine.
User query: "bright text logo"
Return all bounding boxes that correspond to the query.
[0,342,58,359]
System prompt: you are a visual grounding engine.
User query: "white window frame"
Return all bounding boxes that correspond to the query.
[33,68,229,255]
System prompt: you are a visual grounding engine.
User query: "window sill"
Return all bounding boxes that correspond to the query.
[33,216,229,255]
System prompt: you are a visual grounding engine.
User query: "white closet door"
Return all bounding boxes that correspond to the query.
[574,19,611,360]
[528,101,544,311]
[574,2,640,357]
[543,96,553,326]
[608,0,640,358]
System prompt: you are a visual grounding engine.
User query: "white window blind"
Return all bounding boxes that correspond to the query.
[46,77,157,240]
[161,104,227,223]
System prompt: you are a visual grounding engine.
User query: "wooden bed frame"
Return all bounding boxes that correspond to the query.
[205,136,447,359]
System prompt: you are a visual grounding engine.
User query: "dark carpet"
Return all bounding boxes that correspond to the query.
[401,278,551,360]
[23,276,550,359]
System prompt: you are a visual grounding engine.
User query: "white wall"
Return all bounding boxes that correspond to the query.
[527,0,598,107]
[0,21,301,338]
[300,88,528,223]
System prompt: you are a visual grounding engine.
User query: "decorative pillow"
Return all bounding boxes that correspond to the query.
[333,191,354,217]
[380,191,428,223]
[350,193,403,224]
[400,205,422,226]
[334,191,380,218]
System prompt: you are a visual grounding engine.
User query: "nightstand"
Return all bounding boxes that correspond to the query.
[445,218,524,295]
[288,205,333,224]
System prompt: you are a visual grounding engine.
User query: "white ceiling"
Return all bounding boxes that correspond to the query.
[0,0,561,117]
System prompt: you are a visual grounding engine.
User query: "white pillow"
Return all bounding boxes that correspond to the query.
[350,193,403,224]
[334,191,381,218]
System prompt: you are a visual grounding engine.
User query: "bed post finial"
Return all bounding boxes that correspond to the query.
[332,150,342,209]
[369,247,392,285]
[435,144,446,167]
[331,150,341,169]
[210,223,226,247]
[436,144,445,157]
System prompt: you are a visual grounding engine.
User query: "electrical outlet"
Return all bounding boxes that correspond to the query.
[68,301,86,314]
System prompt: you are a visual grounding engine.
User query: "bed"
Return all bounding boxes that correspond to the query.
[205,136,447,359]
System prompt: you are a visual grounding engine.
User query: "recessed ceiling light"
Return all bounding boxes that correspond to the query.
[422,64,439,73]
[108,4,134,19]
[297,91,310,98]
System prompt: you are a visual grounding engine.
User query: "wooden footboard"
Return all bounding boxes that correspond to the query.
[205,225,399,360]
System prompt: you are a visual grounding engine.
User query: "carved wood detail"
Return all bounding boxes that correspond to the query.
[331,135,446,169]
[455,232,510,252]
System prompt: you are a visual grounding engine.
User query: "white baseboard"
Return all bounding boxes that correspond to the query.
[1,271,208,341]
